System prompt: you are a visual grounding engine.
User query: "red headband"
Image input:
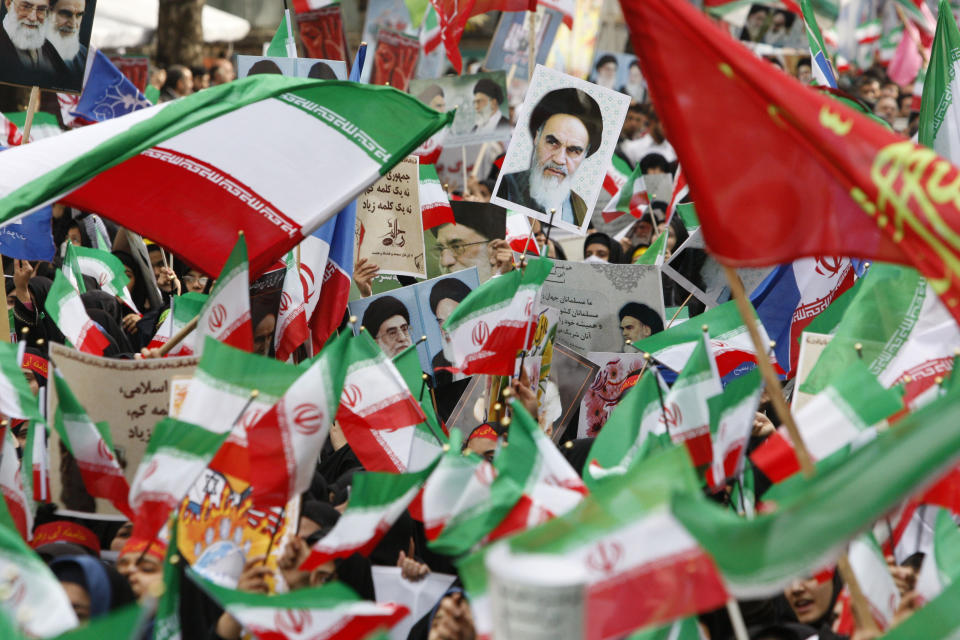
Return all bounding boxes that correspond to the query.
[120,535,167,562]
[31,521,100,555]
[468,424,499,443]
[21,353,48,380]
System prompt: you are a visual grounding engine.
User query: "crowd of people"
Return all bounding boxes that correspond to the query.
[0,2,955,640]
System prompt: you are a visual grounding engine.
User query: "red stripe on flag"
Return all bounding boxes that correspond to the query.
[132,497,178,542]
[208,439,250,484]
[77,321,111,356]
[749,431,800,483]
[64,149,305,277]
[311,269,351,352]
[76,465,133,519]
[462,321,535,376]
[1,489,28,540]
[248,606,410,640]
[584,547,728,640]
[299,521,393,570]
[247,406,294,508]
[422,202,455,230]
[275,306,308,363]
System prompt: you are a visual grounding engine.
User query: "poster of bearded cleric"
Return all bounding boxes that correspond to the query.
[491,64,630,235]
[0,0,95,93]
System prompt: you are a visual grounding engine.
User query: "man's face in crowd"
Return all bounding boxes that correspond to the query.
[253,313,276,356]
[622,110,645,139]
[183,269,207,293]
[534,113,589,185]
[148,248,164,279]
[436,223,490,279]
[596,61,617,88]
[881,82,899,99]
[620,314,651,343]
[375,314,411,357]
[67,226,81,246]
[473,91,497,125]
[4,0,50,51]
[51,0,82,38]
[117,552,164,601]
[874,96,899,125]
[178,68,194,96]
[796,63,812,85]
[859,79,881,104]
[784,577,834,625]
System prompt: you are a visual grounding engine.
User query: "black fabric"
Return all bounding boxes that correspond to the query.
[334,554,375,600]
[13,277,65,352]
[317,444,362,486]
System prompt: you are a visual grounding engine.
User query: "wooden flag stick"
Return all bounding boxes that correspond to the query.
[666,291,695,329]
[722,265,815,477]
[156,315,199,356]
[527,10,537,82]
[837,554,881,634]
[21,86,40,143]
[726,599,750,640]
[461,146,468,195]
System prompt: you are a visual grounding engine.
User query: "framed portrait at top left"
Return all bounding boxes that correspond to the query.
[0,0,96,93]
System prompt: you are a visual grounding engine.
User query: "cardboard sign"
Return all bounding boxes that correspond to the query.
[235,55,347,80]
[355,155,426,279]
[578,351,647,438]
[792,332,834,412]
[48,343,199,515]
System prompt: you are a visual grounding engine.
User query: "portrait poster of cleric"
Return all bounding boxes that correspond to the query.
[0,0,95,93]
[491,64,629,235]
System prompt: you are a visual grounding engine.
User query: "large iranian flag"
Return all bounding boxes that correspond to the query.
[299,460,439,571]
[247,332,348,507]
[675,382,960,598]
[632,301,785,382]
[52,373,133,519]
[751,359,902,483]
[920,0,960,163]
[801,263,960,406]
[483,447,729,640]
[0,342,41,422]
[194,575,409,640]
[196,233,252,354]
[0,521,77,637]
[442,257,553,376]
[335,333,427,473]
[0,76,451,277]
[44,271,110,355]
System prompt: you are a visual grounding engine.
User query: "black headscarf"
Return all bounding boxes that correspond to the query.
[111,250,149,311]
[82,291,134,355]
[13,277,65,352]
[583,232,622,263]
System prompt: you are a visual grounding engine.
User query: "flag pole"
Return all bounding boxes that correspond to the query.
[722,265,815,478]
[666,291,694,329]
[726,599,749,640]
[282,0,297,58]
[21,86,40,142]
[836,554,881,634]
[156,315,199,356]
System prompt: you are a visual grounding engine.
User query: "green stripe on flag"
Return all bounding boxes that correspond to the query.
[56,605,145,640]
[919,0,960,149]
[444,258,553,332]
[882,573,960,639]
[0,342,41,421]
[195,338,301,399]
[191,569,366,609]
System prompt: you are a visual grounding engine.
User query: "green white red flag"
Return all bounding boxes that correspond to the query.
[704,369,762,491]
[601,163,648,223]
[247,333,348,507]
[0,342,41,422]
[418,162,454,229]
[919,0,960,163]
[914,507,960,603]
[752,359,901,482]
[44,271,110,356]
[883,569,960,639]
[846,533,900,630]
[67,244,139,312]
[0,426,31,541]
[623,0,960,326]
[0,519,77,637]
[299,460,439,571]
[52,373,133,519]
[193,574,409,640]
[484,447,729,640]
[274,250,310,362]
[196,233,252,354]
[442,257,553,376]
[146,292,208,356]
[335,332,427,473]
[602,155,631,197]
[661,333,722,467]
[0,76,452,277]
[391,345,446,475]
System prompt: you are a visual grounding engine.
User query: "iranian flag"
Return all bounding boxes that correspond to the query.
[505,209,539,256]
[22,420,50,507]
[584,370,672,490]
[845,534,901,630]
[634,229,668,266]
[0,426,31,541]
[247,333,348,507]
[632,301,785,382]
[146,292,208,356]
[0,342,41,422]
[801,264,960,407]
[662,333,722,467]
[914,507,960,603]
[299,460,439,571]
[0,521,78,637]
[335,333,427,473]
[601,163,648,223]
[752,360,902,483]
[484,447,729,640]
[884,570,960,639]
[194,575,409,640]
[800,0,837,86]
[62,241,87,293]
[419,162,454,229]
[676,382,960,598]
[69,244,139,312]
[274,250,309,362]
[442,257,553,376]
[665,164,688,223]
[154,517,181,640]
[52,374,133,519]
[127,417,227,541]
[602,154,631,197]
[421,429,497,547]
[178,338,301,481]
[0,76,451,278]
[196,234,253,354]
[919,0,960,163]
[391,345,447,475]
[704,369,762,491]
[44,272,110,356]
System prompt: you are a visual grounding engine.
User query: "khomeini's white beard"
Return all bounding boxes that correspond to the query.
[4,10,45,51]
[47,23,80,61]
[528,156,573,214]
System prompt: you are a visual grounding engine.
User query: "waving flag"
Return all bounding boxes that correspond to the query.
[705,370,763,491]
[601,163,648,223]
[197,234,252,354]
[442,257,553,376]
[194,575,409,640]
[0,343,41,422]
[801,0,838,87]
[0,113,22,149]
[0,427,31,541]
[146,293,208,356]
[0,76,451,277]
[44,272,110,355]
[69,244,140,312]
[72,50,151,123]
[602,155,631,197]
[623,0,960,326]
[0,206,55,261]
[750,256,856,376]
[662,333,722,467]
[427,0,537,72]
[919,0,960,163]
[419,162,455,229]
[666,165,688,223]
[306,209,356,353]
[274,251,309,362]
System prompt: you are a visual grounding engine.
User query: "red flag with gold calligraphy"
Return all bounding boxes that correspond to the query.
[622,0,960,322]
[429,0,537,73]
